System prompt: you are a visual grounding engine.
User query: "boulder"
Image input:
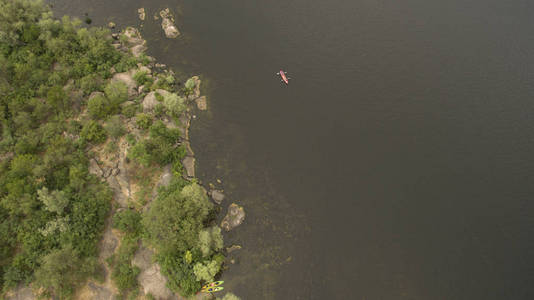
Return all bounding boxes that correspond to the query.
[162,18,180,38]
[112,72,137,98]
[86,282,114,300]
[142,89,170,112]
[221,203,245,231]
[131,44,147,58]
[123,27,146,46]
[133,245,177,300]
[195,95,207,110]
[182,156,195,177]
[99,226,118,260]
[6,286,35,300]
[137,8,146,21]
[187,76,201,100]
[159,8,180,38]
[210,190,225,204]
[89,158,103,177]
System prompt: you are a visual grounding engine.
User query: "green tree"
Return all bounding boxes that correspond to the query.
[162,93,185,117]
[34,246,98,299]
[197,226,223,258]
[192,259,221,282]
[143,183,212,254]
[218,293,241,300]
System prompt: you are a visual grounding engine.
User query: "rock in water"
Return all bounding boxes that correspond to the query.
[137,8,146,21]
[131,44,147,58]
[195,96,207,110]
[159,8,180,38]
[182,156,195,177]
[211,189,225,204]
[226,245,242,253]
[221,203,245,231]
[162,18,180,38]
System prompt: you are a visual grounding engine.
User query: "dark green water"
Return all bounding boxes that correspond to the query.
[50,0,534,299]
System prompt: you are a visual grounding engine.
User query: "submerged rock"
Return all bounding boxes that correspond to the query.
[159,8,180,38]
[195,95,207,110]
[226,245,242,253]
[137,8,146,21]
[221,203,245,231]
[210,189,225,204]
[182,156,195,177]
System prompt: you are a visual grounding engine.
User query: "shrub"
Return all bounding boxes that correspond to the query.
[105,116,125,139]
[79,74,103,95]
[113,209,142,236]
[133,70,153,86]
[122,102,138,118]
[81,120,107,144]
[104,81,128,106]
[135,113,152,129]
[87,94,110,119]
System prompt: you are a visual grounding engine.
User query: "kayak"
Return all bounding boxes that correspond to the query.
[203,286,224,293]
[202,281,224,290]
[278,70,289,84]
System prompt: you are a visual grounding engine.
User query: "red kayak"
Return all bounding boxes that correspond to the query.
[277,70,289,84]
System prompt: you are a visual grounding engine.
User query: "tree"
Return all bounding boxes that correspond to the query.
[34,246,97,299]
[192,259,221,282]
[143,183,212,254]
[218,293,241,300]
[198,226,223,258]
[162,93,185,117]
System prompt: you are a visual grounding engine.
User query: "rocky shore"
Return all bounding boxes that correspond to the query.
[6,10,243,300]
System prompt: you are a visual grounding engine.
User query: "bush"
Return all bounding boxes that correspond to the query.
[81,120,107,144]
[113,209,142,236]
[135,113,152,129]
[105,116,125,139]
[122,102,138,118]
[104,81,128,106]
[133,70,153,86]
[87,94,110,119]
[79,74,103,95]
[110,236,140,292]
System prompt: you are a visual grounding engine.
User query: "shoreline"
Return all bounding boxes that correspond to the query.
[2,3,243,299]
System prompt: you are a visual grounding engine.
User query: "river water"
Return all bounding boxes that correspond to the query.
[50,0,534,299]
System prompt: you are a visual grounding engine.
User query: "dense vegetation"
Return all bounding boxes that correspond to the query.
[0,0,228,299]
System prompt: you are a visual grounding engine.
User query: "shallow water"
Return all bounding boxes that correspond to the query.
[50,0,534,299]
